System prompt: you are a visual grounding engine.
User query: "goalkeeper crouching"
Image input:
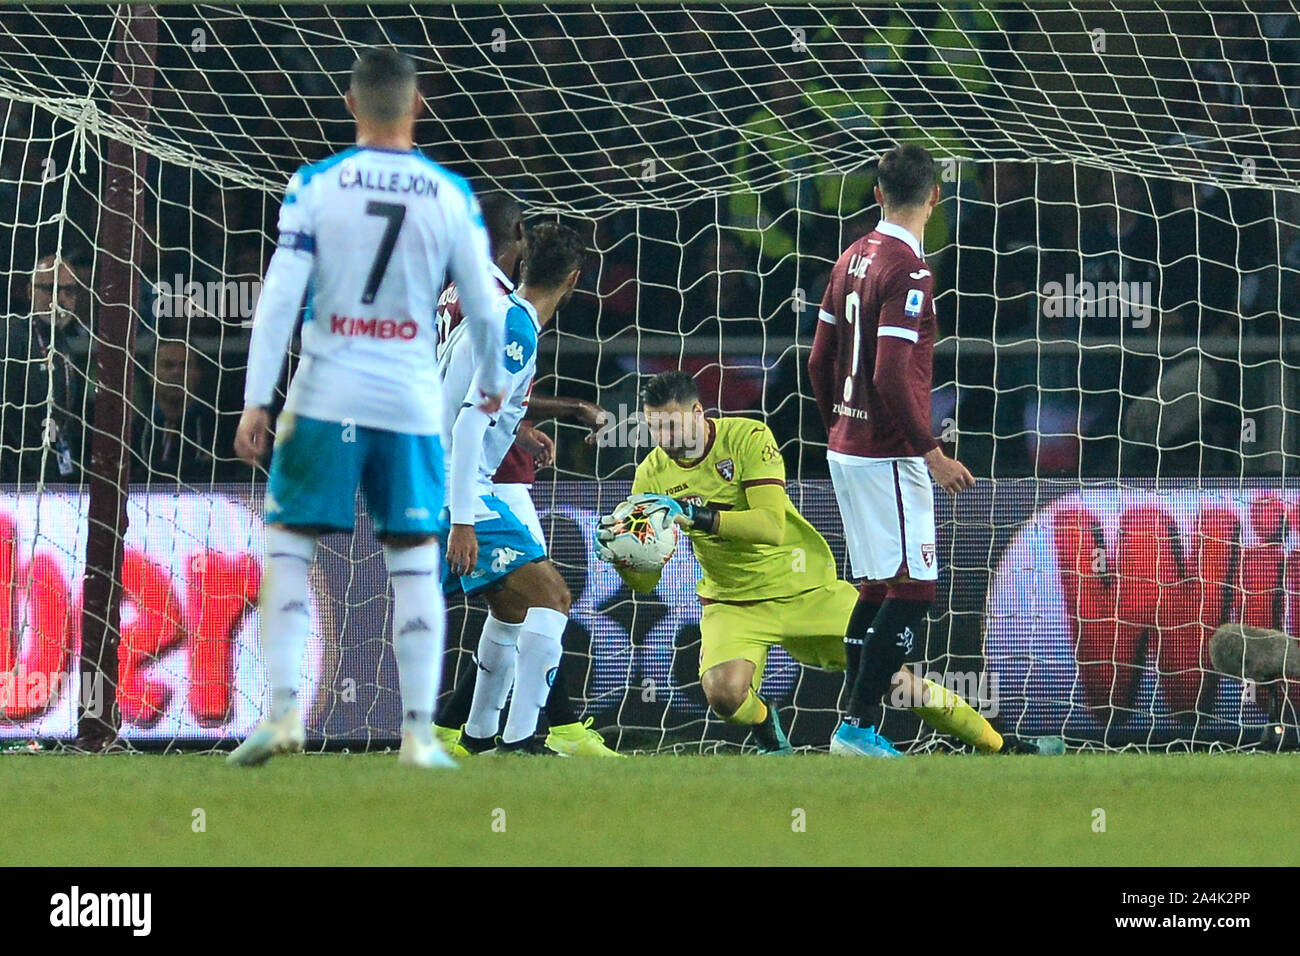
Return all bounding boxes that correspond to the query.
[596,371,1011,755]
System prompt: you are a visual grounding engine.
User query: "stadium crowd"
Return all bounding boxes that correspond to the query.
[2,5,1298,485]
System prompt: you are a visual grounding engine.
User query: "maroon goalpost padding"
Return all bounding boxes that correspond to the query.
[77,5,157,751]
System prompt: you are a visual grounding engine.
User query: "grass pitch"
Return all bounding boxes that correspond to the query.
[2,751,1297,866]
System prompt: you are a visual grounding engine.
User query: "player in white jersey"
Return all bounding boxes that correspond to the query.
[228,48,506,770]
[431,198,618,757]
[437,222,587,755]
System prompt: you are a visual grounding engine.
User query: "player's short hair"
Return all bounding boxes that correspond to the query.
[479,191,523,255]
[520,222,585,289]
[640,370,700,409]
[33,244,91,272]
[349,48,417,123]
[877,144,936,209]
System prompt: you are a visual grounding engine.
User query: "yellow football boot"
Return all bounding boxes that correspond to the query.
[433,724,471,758]
[545,717,625,757]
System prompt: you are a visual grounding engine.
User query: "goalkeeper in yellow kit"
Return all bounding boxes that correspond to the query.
[596,370,1011,754]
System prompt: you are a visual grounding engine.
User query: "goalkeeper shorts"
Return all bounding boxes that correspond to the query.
[265,412,443,538]
[698,580,856,690]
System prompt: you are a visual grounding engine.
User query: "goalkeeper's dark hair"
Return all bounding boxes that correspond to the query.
[350,48,417,123]
[520,222,585,289]
[877,144,936,209]
[641,370,700,409]
[479,191,523,255]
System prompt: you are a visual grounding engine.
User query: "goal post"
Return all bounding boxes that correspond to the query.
[0,2,1296,753]
[76,4,157,752]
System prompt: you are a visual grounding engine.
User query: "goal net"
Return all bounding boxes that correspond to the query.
[1,2,1297,752]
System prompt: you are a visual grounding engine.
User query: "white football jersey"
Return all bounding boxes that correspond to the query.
[244,145,505,435]
[440,290,540,521]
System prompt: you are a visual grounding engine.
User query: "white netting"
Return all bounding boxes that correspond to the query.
[0,2,1297,751]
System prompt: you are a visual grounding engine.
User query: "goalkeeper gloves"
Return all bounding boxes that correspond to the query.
[626,493,720,535]
[594,513,619,564]
[593,494,721,565]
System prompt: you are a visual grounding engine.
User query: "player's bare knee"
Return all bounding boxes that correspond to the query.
[498,561,570,616]
[706,687,747,719]
[532,563,571,614]
[485,590,527,625]
[701,670,747,718]
[545,578,572,615]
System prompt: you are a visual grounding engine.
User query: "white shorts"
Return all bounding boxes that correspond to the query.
[490,482,546,552]
[828,452,937,582]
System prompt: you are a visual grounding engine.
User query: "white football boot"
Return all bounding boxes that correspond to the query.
[398,732,459,770]
[227,711,306,766]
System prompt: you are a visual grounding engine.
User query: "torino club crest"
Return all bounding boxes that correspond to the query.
[715,458,735,482]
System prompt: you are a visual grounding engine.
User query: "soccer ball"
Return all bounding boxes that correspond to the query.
[602,498,679,572]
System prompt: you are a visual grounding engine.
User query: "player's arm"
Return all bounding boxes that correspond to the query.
[447,304,534,574]
[513,421,554,467]
[444,393,492,574]
[661,423,788,545]
[872,270,972,493]
[525,393,610,443]
[512,394,609,465]
[445,184,507,409]
[236,170,314,466]
[641,484,788,544]
[448,396,492,521]
[808,288,838,430]
[715,483,786,544]
[871,267,937,455]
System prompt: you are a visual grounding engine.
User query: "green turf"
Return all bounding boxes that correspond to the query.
[2,751,1297,866]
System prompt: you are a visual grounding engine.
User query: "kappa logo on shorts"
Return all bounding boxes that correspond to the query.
[405,507,430,519]
[921,543,935,567]
[715,458,735,481]
[490,546,524,574]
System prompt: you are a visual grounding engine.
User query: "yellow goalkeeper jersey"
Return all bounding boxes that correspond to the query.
[631,417,838,602]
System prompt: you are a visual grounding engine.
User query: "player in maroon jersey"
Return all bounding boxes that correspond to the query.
[809,144,987,757]
[432,194,619,756]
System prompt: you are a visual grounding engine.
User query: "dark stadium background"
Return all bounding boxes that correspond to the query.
[2,4,1294,484]
[0,3,1297,751]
